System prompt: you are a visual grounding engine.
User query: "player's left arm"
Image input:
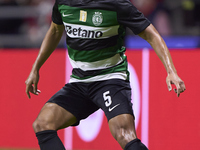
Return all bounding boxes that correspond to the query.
[138,24,186,97]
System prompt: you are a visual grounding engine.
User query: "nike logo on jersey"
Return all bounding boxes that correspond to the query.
[109,104,120,112]
[62,13,73,17]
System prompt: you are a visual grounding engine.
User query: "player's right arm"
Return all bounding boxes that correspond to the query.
[25,22,64,99]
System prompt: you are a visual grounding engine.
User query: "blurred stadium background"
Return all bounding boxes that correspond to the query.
[0,0,200,150]
[0,0,199,48]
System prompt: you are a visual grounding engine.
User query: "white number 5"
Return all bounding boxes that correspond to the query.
[103,91,112,107]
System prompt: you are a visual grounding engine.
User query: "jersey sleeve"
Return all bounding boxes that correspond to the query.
[52,1,63,25]
[116,0,151,35]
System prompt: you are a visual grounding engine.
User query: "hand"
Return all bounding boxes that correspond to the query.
[25,70,41,99]
[166,72,186,97]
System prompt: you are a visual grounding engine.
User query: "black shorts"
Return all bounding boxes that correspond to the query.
[47,79,134,126]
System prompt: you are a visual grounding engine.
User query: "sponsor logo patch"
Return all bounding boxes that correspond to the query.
[65,25,103,38]
[79,10,87,22]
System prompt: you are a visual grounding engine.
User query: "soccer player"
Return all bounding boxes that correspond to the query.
[25,0,186,149]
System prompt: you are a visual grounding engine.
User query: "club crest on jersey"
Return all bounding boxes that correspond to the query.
[92,12,103,26]
[79,10,87,22]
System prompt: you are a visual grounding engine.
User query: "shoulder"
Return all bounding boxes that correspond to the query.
[115,0,140,16]
[55,0,70,5]
[115,0,133,6]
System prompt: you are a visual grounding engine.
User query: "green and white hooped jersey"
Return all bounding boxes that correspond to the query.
[52,0,150,83]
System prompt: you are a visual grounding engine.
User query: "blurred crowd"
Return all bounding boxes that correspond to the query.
[0,0,54,42]
[132,0,200,36]
[0,0,199,47]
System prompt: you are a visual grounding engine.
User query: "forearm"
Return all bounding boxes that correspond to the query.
[149,32,176,74]
[32,22,64,72]
[139,24,176,74]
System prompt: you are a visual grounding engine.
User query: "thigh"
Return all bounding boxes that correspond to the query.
[35,102,77,131]
[47,82,99,126]
[89,79,134,121]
